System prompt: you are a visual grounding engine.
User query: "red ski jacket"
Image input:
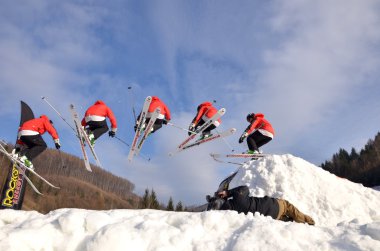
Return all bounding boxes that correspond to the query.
[81,100,117,129]
[246,113,274,136]
[193,102,221,125]
[147,96,171,120]
[18,115,59,140]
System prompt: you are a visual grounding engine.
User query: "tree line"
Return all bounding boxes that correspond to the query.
[321,132,380,187]
[0,143,140,212]
[1,143,190,212]
[139,188,185,211]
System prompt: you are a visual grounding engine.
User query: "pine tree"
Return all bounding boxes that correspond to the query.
[150,189,160,209]
[175,201,183,211]
[166,197,174,211]
[139,188,150,209]
[321,131,380,187]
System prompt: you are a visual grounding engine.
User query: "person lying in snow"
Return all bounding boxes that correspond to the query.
[207,185,315,225]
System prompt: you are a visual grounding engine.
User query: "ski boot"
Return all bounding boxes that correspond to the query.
[199,132,212,141]
[88,133,95,147]
[245,149,260,160]
[18,155,34,170]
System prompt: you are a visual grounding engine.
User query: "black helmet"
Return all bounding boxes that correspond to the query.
[206,196,226,210]
[246,113,255,122]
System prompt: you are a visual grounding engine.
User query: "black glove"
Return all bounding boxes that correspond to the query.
[238,133,248,144]
[14,143,21,153]
[54,139,61,149]
[134,125,138,132]
[162,120,168,125]
[109,131,116,137]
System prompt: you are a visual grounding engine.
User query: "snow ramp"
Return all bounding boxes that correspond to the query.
[229,154,380,226]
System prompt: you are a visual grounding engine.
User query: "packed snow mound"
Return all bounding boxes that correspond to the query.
[229,154,380,226]
[0,154,380,250]
[1,208,380,251]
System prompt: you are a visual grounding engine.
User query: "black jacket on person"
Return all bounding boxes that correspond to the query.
[220,186,279,219]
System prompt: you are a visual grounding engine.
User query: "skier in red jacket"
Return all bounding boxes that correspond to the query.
[188,102,221,139]
[135,96,171,134]
[81,100,118,146]
[15,115,61,169]
[239,113,274,154]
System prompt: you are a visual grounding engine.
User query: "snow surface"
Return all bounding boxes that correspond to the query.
[0,154,379,251]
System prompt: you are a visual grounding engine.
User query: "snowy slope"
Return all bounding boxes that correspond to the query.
[229,154,380,226]
[0,154,379,251]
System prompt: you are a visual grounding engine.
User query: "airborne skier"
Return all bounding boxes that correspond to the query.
[81,100,118,146]
[188,102,221,140]
[134,96,171,134]
[13,115,61,169]
[238,113,274,154]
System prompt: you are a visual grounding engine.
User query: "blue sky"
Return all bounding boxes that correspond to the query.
[1,0,380,205]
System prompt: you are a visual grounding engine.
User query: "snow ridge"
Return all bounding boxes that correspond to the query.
[0,154,379,250]
[229,154,380,226]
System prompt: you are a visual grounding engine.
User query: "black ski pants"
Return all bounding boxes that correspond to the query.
[19,135,47,161]
[196,119,216,135]
[86,120,109,140]
[247,130,272,151]
[145,118,163,133]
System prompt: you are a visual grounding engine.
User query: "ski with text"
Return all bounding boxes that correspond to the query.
[0,142,60,194]
[128,96,152,162]
[69,104,92,171]
[210,153,268,158]
[134,108,160,157]
[78,116,102,168]
[176,108,226,151]
[169,128,236,156]
[209,153,268,165]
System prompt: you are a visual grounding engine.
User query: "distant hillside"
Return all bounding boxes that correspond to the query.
[321,132,380,187]
[0,143,141,213]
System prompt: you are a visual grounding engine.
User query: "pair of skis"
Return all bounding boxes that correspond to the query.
[42,98,101,171]
[169,108,236,156]
[0,142,60,195]
[70,104,102,171]
[210,153,268,165]
[128,96,161,162]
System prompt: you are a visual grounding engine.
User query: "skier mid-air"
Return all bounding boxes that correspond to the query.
[13,115,61,169]
[238,113,274,154]
[134,96,171,134]
[81,100,118,146]
[188,101,222,140]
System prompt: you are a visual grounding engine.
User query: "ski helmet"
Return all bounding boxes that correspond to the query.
[246,113,255,122]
